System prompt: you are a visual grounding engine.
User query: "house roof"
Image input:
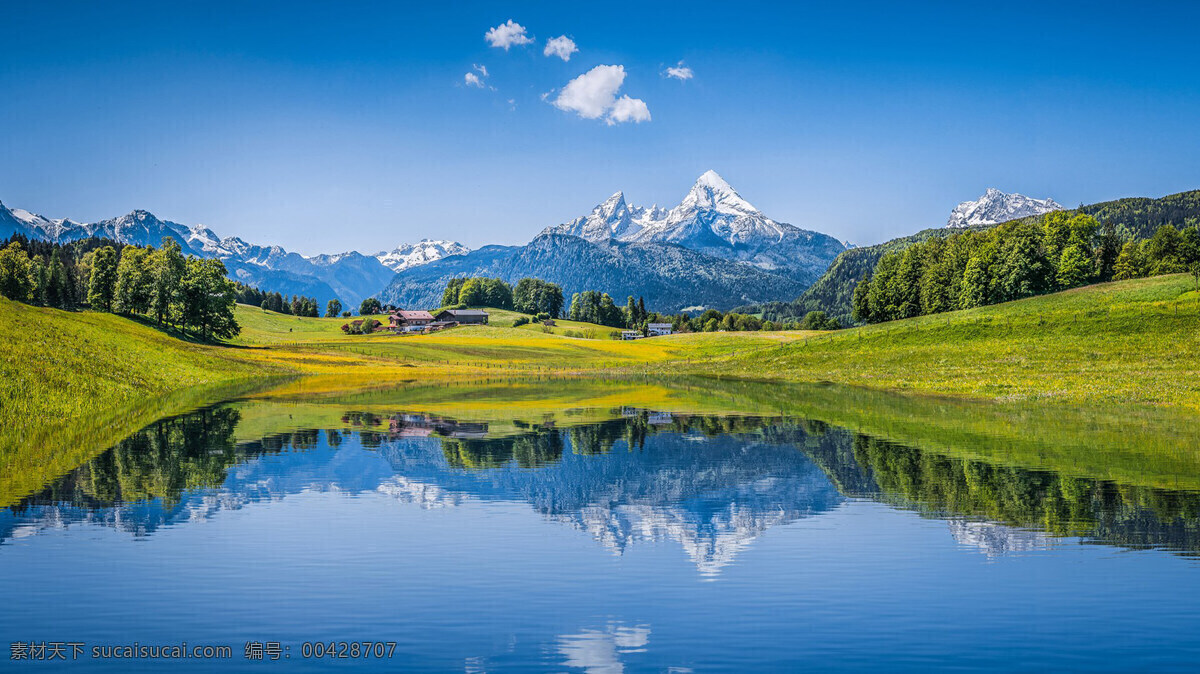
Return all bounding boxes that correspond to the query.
[647,323,673,328]
[439,309,488,317]
[395,310,434,320]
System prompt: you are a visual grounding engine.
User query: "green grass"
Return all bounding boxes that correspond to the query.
[676,274,1200,410]
[228,304,354,345]
[6,273,1200,506]
[0,299,293,503]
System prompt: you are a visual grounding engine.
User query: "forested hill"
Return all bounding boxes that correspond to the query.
[1076,190,1200,239]
[786,189,1200,324]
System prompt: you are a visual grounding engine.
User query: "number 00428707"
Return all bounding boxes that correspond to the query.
[300,642,397,658]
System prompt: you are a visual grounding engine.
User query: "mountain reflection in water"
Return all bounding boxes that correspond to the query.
[4,401,1200,569]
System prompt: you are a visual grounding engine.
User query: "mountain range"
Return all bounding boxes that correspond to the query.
[0,201,469,308]
[5,177,1102,317]
[382,171,848,312]
[946,188,1062,228]
[542,170,846,282]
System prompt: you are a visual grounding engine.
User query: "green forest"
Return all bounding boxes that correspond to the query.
[852,212,1200,324]
[782,188,1200,324]
[0,235,242,340]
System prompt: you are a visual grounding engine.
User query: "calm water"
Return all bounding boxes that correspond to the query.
[3,380,1200,671]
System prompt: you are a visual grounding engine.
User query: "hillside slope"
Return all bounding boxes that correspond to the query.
[684,274,1200,409]
[797,189,1200,323]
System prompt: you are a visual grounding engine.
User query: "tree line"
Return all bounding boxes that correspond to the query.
[439,277,565,317]
[569,290,839,333]
[849,212,1200,324]
[0,235,242,340]
[254,291,324,318]
[432,276,841,335]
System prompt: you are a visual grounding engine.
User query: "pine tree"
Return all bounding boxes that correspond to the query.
[46,248,73,308]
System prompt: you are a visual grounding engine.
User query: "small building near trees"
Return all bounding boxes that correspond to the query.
[647,322,673,337]
[389,310,435,332]
[435,309,489,325]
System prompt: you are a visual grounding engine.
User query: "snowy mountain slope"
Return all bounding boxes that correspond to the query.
[0,200,436,307]
[381,233,807,313]
[375,239,470,272]
[542,170,845,284]
[946,188,1062,228]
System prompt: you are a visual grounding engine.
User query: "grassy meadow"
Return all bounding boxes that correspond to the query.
[5,272,1200,505]
[671,274,1200,410]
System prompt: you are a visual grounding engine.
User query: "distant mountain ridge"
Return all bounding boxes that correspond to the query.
[381,233,808,313]
[0,200,468,308]
[542,170,846,284]
[375,239,470,272]
[946,188,1062,228]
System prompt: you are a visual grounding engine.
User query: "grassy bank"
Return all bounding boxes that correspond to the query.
[672,274,1200,410]
[4,273,1200,500]
[7,274,1200,419]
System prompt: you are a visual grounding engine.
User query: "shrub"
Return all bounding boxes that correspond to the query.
[512,316,530,327]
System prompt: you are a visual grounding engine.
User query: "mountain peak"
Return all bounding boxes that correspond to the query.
[680,170,757,215]
[946,188,1063,228]
[595,191,627,215]
[375,239,470,273]
[695,170,732,191]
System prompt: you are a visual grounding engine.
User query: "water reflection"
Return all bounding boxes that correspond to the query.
[4,402,1200,568]
[557,622,653,674]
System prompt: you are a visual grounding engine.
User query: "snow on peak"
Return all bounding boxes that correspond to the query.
[678,170,761,217]
[375,239,470,272]
[947,188,1063,228]
[542,170,793,247]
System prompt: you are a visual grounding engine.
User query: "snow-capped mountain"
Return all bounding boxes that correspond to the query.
[946,188,1062,228]
[549,191,666,242]
[375,239,470,272]
[542,170,845,283]
[0,200,445,307]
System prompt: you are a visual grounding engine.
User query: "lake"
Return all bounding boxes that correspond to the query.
[3,377,1200,671]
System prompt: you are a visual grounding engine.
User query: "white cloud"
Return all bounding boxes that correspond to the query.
[664,61,694,81]
[553,65,625,119]
[464,64,492,89]
[543,35,578,61]
[606,95,651,125]
[485,20,533,49]
[551,64,650,124]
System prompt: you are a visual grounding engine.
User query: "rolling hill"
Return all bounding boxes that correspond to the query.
[790,189,1200,324]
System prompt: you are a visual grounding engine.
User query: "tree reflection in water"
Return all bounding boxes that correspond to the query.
[4,403,1200,565]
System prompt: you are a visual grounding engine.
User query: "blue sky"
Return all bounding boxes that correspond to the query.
[3,1,1199,254]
